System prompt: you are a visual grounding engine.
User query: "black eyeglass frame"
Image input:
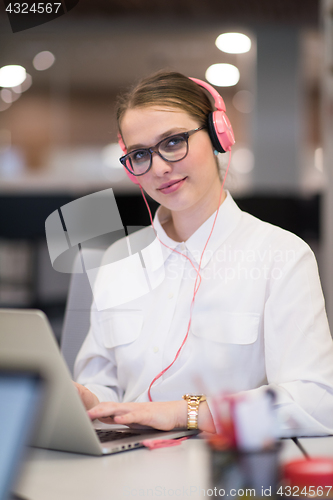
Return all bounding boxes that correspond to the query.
[119,126,205,177]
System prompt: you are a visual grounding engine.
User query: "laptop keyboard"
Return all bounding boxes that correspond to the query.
[95,429,140,443]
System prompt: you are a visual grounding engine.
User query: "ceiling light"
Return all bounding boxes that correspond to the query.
[205,64,240,87]
[0,65,26,88]
[33,51,55,71]
[11,85,21,95]
[1,89,15,104]
[1,88,21,104]
[12,73,32,94]
[215,33,251,54]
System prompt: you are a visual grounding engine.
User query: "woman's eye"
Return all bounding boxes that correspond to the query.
[132,150,149,163]
[164,136,184,149]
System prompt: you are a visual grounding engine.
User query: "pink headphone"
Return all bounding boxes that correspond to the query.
[118,77,235,185]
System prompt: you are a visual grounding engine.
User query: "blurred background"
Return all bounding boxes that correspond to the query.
[0,0,333,339]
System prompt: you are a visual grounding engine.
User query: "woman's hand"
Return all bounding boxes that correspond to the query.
[87,400,216,433]
[88,400,186,430]
[73,381,100,411]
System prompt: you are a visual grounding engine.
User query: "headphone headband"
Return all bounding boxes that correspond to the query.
[189,77,226,112]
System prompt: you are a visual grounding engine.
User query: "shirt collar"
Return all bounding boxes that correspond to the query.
[152,191,243,268]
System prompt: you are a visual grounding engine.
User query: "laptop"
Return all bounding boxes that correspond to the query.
[0,309,197,456]
[0,363,45,500]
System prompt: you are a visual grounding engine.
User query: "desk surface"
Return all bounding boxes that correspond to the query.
[298,436,333,457]
[15,438,305,500]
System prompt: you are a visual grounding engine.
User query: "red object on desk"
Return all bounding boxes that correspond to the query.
[142,436,190,450]
[283,458,333,488]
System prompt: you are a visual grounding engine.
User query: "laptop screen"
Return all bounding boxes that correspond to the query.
[0,369,44,500]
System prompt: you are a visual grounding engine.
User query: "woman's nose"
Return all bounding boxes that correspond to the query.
[150,152,173,176]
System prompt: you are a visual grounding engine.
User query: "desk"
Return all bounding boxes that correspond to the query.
[298,436,333,458]
[15,438,304,500]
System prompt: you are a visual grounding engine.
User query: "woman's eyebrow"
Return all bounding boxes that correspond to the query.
[127,128,187,152]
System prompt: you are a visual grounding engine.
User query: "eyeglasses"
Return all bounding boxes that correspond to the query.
[119,126,205,177]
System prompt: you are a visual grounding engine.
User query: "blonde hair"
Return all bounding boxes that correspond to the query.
[116,70,214,133]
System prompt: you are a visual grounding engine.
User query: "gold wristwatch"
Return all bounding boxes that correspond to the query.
[182,394,207,429]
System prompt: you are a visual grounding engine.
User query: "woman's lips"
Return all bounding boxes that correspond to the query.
[158,177,187,194]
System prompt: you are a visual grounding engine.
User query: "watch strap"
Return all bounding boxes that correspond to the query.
[182,394,206,430]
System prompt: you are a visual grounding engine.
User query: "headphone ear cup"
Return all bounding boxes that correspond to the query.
[207,110,235,154]
[207,113,225,153]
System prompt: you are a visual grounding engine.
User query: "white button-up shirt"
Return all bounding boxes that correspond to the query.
[74,191,333,437]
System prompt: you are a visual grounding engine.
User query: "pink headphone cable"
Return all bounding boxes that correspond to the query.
[137,151,232,402]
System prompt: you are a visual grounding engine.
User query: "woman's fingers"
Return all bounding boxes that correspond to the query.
[96,416,117,424]
[87,403,148,426]
[114,409,152,427]
[87,402,179,431]
[88,402,124,420]
[73,381,100,410]
[113,412,137,425]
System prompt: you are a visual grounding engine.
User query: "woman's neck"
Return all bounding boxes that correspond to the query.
[162,189,226,242]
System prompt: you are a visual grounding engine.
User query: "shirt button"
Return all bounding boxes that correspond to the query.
[180,242,186,251]
[153,346,159,353]
[168,292,174,299]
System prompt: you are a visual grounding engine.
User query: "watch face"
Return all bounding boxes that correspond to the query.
[182,394,206,401]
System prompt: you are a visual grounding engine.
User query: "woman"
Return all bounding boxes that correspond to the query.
[74,71,333,437]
